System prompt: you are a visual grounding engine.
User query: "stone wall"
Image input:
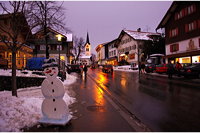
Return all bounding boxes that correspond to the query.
[0,76,45,91]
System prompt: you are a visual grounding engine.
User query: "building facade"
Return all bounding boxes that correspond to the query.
[156,1,200,64]
[0,13,33,69]
[29,27,73,65]
[116,30,161,65]
[106,39,118,65]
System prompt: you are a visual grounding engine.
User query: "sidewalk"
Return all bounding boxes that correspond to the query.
[145,72,200,88]
[25,74,135,132]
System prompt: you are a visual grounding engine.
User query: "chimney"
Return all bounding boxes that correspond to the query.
[137,28,141,32]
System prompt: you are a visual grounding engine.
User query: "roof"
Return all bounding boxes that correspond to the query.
[156,1,178,30]
[123,30,161,41]
[34,27,67,39]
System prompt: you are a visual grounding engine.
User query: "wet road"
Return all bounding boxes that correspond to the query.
[88,68,200,131]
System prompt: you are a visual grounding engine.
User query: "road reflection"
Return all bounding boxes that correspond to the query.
[88,68,200,131]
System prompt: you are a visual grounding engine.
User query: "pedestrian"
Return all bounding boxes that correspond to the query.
[167,61,174,79]
[175,61,182,77]
[141,63,146,74]
[83,64,88,76]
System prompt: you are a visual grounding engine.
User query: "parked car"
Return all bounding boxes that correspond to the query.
[180,63,200,78]
[155,64,168,74]
[145,64,156,73]
[67,64,81,73]
[102,65,113,73]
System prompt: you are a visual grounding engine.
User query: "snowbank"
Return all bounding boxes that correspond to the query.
[113,65,138,72]
[0,73,77,132]
[0,69,45,78]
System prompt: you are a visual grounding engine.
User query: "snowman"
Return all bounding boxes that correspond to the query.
[39,58,71,125]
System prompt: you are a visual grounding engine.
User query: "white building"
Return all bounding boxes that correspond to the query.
[116,29,161,65]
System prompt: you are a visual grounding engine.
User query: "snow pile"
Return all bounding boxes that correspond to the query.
[0,90,42,132]
[0,74,77,132]
[0,69,45,78]
[113,65,138,72]
[63,73,77,86]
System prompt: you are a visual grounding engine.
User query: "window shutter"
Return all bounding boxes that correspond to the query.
[185,24,189,32]
[194,20,197,29]
[170,45,173,52]
[175,13,178,20]
[182,9,185,17]
[176,44,179,51]
[193,4,196,12]
[169,30,172,38]
[184,8,188,16]
[176,28,179,35]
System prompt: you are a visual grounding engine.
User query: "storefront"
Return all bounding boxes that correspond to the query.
[107,57,118,66]
[175,55,200,64]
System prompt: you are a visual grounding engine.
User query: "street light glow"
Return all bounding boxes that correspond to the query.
[56,34,63,41]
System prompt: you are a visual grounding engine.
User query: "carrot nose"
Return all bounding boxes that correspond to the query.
[46,70,52,74]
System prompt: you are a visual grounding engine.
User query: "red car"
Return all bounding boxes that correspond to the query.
[156,64,168,73]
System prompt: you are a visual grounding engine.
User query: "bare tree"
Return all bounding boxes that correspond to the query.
[0,1,69,97]
[72,36,85,64]
[0,1,31,97]
[26,1,70,59]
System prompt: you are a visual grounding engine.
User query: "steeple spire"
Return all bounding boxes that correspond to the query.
[86,32,90,44]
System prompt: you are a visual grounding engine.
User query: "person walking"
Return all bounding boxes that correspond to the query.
[175,61,182,77]
[167,61,174,79]
[141,63,146,74]
[83,64,88,76]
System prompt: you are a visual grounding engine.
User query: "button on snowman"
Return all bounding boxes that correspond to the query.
[39,58,71,125]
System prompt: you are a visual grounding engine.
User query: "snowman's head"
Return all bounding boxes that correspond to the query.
[44,66,58,78]
[42,58,58,78]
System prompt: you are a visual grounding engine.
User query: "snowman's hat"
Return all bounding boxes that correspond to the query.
[42,58,58,68]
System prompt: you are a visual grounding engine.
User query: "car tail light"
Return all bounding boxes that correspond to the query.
[187,69,191,73]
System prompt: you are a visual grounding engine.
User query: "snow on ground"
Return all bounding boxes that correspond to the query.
[0,69,45,78]
[0,70,77,132]
[113,65,138,73]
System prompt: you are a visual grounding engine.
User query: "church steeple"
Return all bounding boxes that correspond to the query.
[86,32,90,45]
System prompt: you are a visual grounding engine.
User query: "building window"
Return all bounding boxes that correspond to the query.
[170,44,179,52]
[169,28,178,38]
[86,48,89,51]
[188,4,196,15]
[40,45,46,50]
[185,21,197,32]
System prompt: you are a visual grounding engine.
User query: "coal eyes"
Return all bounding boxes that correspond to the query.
[52,68,55,70]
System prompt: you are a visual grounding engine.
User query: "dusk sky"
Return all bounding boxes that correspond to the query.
[62,1,173,54]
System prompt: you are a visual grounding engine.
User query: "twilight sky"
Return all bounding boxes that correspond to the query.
[63,1,172,54]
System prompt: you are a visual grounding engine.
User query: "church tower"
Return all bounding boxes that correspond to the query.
[84,32,91,56]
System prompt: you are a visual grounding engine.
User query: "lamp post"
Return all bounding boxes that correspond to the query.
[57,34,62,74]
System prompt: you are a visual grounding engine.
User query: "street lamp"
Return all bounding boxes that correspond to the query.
[56,34,62,74]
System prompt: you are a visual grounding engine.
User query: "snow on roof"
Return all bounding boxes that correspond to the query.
[79,55,91,59]
[66,34,72,42]
[124,30,160,41]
